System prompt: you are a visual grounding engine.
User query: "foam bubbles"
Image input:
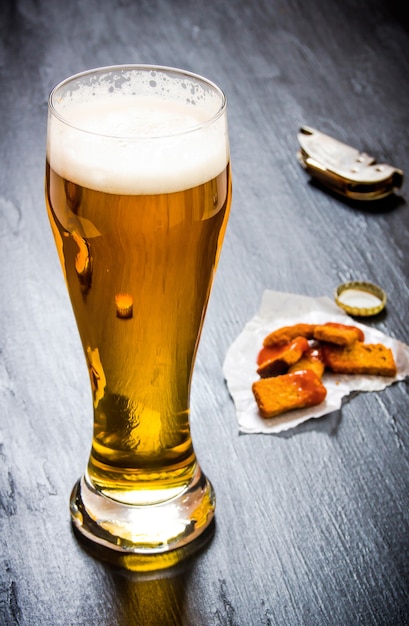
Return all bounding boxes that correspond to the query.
[48,92,229,195]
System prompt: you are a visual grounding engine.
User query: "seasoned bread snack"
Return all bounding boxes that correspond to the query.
[254,319,399,421]
[263,323,316,347]
[288,347,325,379]
[257,336,309,378]
[321,342,397,377]
[252,370,327,418]
[313,322,364,346]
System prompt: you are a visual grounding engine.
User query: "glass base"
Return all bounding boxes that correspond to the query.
[70,464,216,555]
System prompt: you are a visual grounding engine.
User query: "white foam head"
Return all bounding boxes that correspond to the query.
[47,66,229,195]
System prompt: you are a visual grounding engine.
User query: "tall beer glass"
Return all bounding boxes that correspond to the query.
[45,66,231,554]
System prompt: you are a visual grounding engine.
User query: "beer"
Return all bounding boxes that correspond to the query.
[46,73,231,511]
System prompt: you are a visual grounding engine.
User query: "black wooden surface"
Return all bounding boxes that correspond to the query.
[1,0,409,624]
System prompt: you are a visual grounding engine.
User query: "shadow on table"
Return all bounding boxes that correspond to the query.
[275,408,342,438]
[237,394,364,439]
[276,393,360,439]
[306,179,406,215]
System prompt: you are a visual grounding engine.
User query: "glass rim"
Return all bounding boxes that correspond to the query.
[48,64,227,140]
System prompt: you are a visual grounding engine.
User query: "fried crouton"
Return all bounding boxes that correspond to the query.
[288,347,325,379]
[252,370,327,419]
[313,322,364,346]
[257,336,309,378]
[263,323,316,347]
[321,342,397,377]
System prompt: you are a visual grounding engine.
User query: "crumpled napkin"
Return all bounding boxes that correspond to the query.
[223,290,409,434]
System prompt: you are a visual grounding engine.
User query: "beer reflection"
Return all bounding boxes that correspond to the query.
[86,346,106,409]
[72,231,92,293]
[112,570,187,625]
[65,179,82,215]
[72,520,214,623]
[115,292,134,319]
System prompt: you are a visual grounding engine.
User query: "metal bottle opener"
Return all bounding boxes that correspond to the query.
[297,126,403,200]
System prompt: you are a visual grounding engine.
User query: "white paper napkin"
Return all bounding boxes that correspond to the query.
[223,290,409,434]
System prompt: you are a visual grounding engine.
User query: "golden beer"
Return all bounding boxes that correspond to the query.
[46,165,230,494]
[46,66,231,554]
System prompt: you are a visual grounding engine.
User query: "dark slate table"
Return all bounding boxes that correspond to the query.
[1,0,408,624]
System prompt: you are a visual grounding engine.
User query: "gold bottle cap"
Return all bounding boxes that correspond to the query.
[335,281,387,316]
